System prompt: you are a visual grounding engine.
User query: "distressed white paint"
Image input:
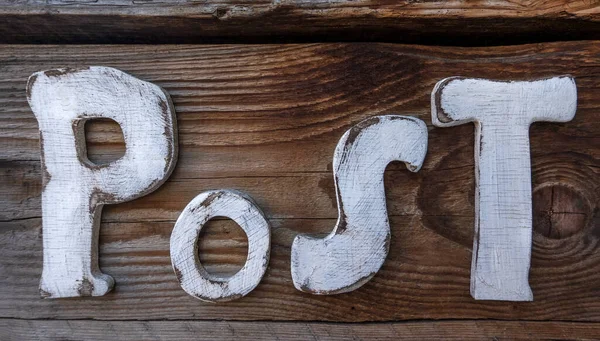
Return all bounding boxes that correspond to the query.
[431,76,577,301]
[170,190,271,302]
[27,67,178,298]
[291,116,428,294]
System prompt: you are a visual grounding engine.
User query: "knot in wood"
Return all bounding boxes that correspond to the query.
[533,185,594,239]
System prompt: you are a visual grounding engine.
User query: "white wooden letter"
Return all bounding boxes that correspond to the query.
[431,76,577,301]
[27,67,178,298]
[170,190,271,302]
[291,116,428,294]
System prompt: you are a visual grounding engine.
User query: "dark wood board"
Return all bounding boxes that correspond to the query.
[0,43,599,339]
[0,1,598,44]
[1,319,599,341]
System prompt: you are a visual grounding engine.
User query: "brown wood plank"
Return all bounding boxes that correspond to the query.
[0,42,598,321]
[0,1,598,44]
[1,319,599,341]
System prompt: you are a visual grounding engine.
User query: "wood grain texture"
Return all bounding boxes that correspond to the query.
[1,319,599,341]
[0,1,598,44]
[171,190,270,302]
[0,42,599,322]
[431,76,578,301]
[291,115,427,294]
[27,66,178,298]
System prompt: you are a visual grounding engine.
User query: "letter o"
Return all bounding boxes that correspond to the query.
[170,190,271,302]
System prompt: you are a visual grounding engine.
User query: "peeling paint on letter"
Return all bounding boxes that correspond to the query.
[170,190,271,302]
[431,76,577,301]
[27,66,178,298]
[291,115,428,294]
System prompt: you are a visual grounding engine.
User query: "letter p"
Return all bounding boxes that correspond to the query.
[27,67,178,298]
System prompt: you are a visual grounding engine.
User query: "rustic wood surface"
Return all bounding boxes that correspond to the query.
[0,42,599,338]
[0,1,598,44]
[1,319,599,341]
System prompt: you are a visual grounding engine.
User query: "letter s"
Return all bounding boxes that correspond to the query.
[291,115,428,294]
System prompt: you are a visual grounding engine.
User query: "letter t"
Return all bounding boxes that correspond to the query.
[431,76,577,301]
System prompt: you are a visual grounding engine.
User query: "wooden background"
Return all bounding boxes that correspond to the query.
[0,1,599,340]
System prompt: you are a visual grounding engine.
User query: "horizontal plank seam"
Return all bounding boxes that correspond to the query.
[0,317,598,324]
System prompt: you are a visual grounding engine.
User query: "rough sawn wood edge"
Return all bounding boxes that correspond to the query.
[0,1,598,44]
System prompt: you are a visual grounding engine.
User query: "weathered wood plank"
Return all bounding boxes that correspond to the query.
[1,216,599,321]
[0,1,598,44]
[0,42,598,321]
[1,319,599,341]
